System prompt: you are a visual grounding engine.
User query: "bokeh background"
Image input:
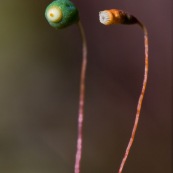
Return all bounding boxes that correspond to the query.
[0,0,172,172]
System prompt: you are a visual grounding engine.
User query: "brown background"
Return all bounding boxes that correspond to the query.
[0,0,172,172]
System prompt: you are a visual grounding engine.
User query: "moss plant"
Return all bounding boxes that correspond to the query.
[45,1,87,173]
[45,1,149,173]
[99,9,148,173]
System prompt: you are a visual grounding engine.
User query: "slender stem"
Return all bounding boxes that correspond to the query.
[118,23,149,173]
[74,21,87,173]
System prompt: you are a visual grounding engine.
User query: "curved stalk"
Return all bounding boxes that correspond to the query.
[74,21,87,173]
[118,23,149,173]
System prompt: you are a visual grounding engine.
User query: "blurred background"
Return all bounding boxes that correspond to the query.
[0,0,172,172]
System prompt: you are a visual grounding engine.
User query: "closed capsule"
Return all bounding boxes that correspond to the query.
[45,0,79,29]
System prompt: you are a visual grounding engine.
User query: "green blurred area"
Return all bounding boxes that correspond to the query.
[0,0,172,173]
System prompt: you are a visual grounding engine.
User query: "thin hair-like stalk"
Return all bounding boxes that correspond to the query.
[118,23,149,173]
[74,21,87,173]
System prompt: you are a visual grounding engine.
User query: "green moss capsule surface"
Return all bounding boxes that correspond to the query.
[45,0,79,29]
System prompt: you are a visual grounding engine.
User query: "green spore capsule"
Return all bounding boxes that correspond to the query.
[45,0,79,29]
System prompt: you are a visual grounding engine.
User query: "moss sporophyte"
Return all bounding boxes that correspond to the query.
[45,1,149,173]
